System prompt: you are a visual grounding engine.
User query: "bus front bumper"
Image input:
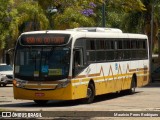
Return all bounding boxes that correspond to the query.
[13,84,73,100]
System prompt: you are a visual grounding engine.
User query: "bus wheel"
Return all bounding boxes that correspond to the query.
[2,83,6,87]
[34,100,48,105]
[129,77,136,94]
[82,83,95,104]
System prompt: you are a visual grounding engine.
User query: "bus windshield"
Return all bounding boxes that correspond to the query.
[14,46,70,81]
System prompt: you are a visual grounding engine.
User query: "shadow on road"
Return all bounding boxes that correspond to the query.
[93,91,140,104]
[143,81,160,88]
[0,91,141,108]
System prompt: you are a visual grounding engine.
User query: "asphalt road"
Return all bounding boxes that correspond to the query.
[0,82,160,119]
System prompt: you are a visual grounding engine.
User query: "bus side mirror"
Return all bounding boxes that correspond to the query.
[6,53,10,65]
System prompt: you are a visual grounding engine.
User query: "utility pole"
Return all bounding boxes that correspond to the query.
[151,3,154,55]
[102,2,106,27]
[150,0,158,82]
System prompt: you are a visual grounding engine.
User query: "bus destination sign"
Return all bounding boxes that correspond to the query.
[20,34,70,46]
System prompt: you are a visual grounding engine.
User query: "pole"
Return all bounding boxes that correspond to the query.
[150,0,159,82]
[150,4,154,82]
[102,3,106,27]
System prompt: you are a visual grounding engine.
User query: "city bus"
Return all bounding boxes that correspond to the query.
[12,27,149,105]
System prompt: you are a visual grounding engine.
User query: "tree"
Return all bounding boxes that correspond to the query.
[53,0,145,29]
[119,0,160,53]
[53,2,97,29]
[0,0,50,50]
[0,0,14,49]
[87,0,146,28]
[0,0,50,62]
[37,0,104,29]
[10,0,49,44]
[142,0,160,53]
[107,0,146,11]
[0,0,15,62]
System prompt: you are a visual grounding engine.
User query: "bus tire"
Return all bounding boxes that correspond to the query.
[34,100,48,105]
[2,83,7,87]
[128,77,136,94]
[82,83,95,104]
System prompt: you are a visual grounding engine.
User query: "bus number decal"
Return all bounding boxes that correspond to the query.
[115,63,118,70]
[49,69,62,75]
[34,71,39,77]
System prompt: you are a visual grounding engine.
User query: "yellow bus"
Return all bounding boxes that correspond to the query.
[12,27,149,105]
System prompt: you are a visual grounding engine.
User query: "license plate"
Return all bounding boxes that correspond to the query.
[35,93,45,97]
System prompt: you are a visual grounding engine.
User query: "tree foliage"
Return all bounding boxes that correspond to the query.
[37,0,103,29]
[53,1,98,29]
[107,0,146,12]
[10,0,49,44]
[119,0,160,53]
[0,0,14,49]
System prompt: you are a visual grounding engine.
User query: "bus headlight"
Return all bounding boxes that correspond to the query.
[56,79,70,89]
[13,79,27,88]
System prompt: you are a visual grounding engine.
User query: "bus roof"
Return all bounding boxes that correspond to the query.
[66,27,123,33]
[20,27,148,40]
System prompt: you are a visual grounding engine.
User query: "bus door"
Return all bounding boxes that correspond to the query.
[73,48,84,77]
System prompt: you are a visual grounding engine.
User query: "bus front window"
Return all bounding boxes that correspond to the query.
[15,47,70,81]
